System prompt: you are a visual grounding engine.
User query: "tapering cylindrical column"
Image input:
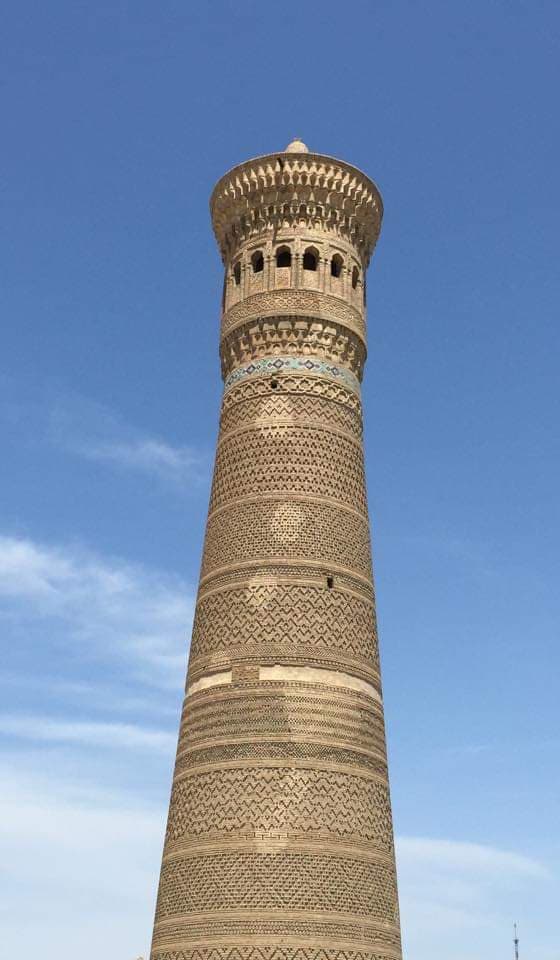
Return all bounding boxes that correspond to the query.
[150,139,402,960]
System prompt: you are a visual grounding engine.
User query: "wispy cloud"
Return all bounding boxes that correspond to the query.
[0,531,184,958]
[0,672,180,716]
[0,714,175,753]
[0,533,193,688]
[81,436,202,483]
[397,835,547,880]
[396,835,556,958]
[49,396,208,489]
[1,383,209,491]
[0,522,558,960]
[0,766,162,958]
[1,755,556,960]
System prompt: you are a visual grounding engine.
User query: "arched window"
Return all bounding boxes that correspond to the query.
[233,262,241,286]
[303,247,318,271]
[251,250,264,273]
[275,246,291,268]
[331,254,343,278]
[351,265,360,289]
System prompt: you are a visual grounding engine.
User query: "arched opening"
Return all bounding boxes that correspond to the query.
[251,250,264,273]
[233,262,241,286]
[275,246,292,268]
[331,254,343,278]
[303,247,318,271]
[352,265,359,289]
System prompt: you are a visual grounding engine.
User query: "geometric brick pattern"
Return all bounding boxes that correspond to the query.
[220,287,367,338]
[149,141,402,960]
[165,767,394,847]
[154,850,399,921]
[219,390,363,439]
[176,686,387,756]
[200,498,372,578]
[190,584,379,663]
[173,741,388,776]
[220,375,363,413]
[153,925,400,954]
[177,685,387,749]
[209,424,368,514]
[152,951,397,960]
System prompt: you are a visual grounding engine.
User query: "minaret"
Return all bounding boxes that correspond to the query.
[149,139,403,960]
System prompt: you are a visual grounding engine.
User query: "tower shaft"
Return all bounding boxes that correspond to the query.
[150,141,403,960]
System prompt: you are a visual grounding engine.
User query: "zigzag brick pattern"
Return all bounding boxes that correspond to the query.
[152,951,395,960]
[165,767,393,845]
[220,375,363,412]
[219,389,363,438]
[189,585,378,662]
[154,925,400,954]
[149,141,402,960]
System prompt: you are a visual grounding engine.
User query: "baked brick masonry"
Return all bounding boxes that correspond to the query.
[149,139,403,960]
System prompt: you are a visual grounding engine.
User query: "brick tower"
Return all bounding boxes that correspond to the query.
[149,139,402,960]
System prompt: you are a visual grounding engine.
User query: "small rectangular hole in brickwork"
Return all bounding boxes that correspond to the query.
[270,379,279,389]
[326,575,334,589]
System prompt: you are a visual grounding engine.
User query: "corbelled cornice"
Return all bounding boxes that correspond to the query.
[210,151,383,266]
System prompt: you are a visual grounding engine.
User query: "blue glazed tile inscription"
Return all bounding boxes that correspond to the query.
[224,356,360,395]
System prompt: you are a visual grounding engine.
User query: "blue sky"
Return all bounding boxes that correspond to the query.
[1,1,559,957]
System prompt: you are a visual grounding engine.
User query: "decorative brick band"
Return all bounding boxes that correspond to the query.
[224,356,361,396]
[211,150,382,265]
[186,664,381,702]
[221,288,366,339]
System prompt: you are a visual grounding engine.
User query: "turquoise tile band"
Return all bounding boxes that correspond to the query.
[224,356,361,396]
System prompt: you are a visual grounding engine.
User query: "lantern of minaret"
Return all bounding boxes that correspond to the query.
[149,139,403,960]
